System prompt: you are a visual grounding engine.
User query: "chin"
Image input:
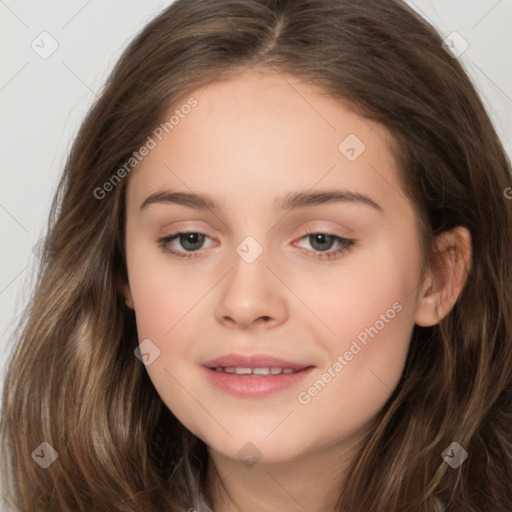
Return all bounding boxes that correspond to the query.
[202,430,312,466]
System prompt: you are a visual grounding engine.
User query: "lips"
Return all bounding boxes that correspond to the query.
[201,353,315,398]
[202,353,312,371]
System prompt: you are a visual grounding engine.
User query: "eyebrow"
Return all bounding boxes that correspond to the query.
[139,188,384,213]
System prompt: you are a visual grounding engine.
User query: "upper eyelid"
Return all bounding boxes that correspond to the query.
[162,220,352,237]
[164,227,351,238]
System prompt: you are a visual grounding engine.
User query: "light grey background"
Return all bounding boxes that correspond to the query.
[0,0,511,504]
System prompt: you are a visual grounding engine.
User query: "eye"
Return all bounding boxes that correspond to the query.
[157,231,215,259]
[294,230,355,260]
[157,230,355,261]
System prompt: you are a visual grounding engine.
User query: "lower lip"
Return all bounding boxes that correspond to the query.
[201,366,315,398]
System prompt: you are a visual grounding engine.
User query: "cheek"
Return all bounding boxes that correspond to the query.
[128,267,200,425]
[310,309,413,428]
[302,242,420,424]
[293,285,414,450]
[126,247,214,417]
[298,237,419,346]
[126,241,209,340]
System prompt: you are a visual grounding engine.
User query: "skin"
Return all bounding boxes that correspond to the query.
[122,68,472,512]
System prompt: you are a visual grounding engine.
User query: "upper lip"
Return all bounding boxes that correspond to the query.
[202,353,313,370]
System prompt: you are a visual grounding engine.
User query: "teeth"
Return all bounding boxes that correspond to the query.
[214,366,302,376]
[253,367,270,375]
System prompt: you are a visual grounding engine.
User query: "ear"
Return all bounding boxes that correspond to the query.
[415,226,472,327]
[122,282,135,309]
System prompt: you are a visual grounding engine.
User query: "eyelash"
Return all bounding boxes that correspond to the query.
[157,229,355,261]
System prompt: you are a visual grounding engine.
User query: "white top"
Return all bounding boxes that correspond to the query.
[182,495,445,511]
[182,494,213,512]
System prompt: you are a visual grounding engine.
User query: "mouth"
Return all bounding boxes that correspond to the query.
[208,366,310,376]
[202,353,313,371]
[201,355,315,398]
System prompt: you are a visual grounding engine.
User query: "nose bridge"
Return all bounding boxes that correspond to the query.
[215,233,287,328]
[227,233,271,300]
[235,234,266,266]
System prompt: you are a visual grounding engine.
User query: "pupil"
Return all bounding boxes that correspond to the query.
[311,233,333,251]
[182,233,203,250]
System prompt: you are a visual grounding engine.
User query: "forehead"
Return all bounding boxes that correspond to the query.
[125,68,408,219]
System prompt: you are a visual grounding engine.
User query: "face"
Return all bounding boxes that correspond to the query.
[123,68,426,465]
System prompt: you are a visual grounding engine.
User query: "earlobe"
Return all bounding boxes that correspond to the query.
[414,269,439,327]
[414,226,472,327]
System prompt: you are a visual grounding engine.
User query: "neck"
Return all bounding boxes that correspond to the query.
[204,427,369,512]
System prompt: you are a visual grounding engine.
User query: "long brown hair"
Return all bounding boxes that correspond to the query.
[2,0,511,510]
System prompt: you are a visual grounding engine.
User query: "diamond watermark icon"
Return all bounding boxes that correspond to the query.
[441,32,469,59]
[338,134,366,161]
[31,31,59,59]
[441,441,468,468]
[237,442,263,467]
[31,442,58,469]
[236,236,263,264]
[134,338,161,366]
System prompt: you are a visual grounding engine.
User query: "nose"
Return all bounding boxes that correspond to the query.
[214,244,288,330]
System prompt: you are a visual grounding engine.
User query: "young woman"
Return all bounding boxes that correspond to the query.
[2,0,511,510]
